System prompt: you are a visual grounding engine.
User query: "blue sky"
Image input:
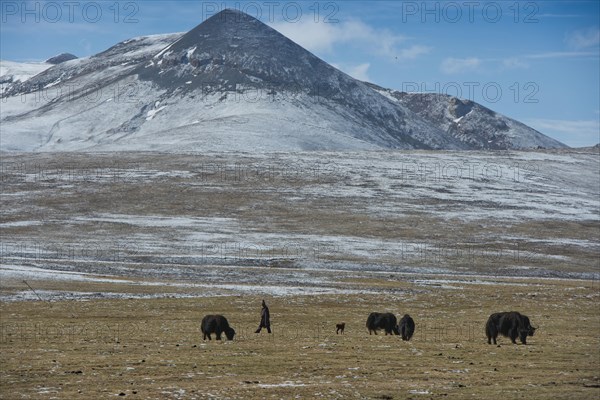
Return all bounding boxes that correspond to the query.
[1,0,599,146]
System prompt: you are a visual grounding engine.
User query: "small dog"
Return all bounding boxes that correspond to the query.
[336,322,345,334]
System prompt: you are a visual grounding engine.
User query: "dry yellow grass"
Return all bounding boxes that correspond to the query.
[1,277,598,399]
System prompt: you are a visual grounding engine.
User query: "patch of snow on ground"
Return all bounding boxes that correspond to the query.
[0,220,42,227]
[146,105,167,121]
[258,381,306,388]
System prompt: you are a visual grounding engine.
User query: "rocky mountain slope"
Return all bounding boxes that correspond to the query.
[367,85,566,150]
[0,9,566,152]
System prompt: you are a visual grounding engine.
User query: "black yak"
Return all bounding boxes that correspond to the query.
[486,311,536,345]
[336,322,345,334]
[366,312,399,335]
[399,314,415,341]
[201,315,236,341]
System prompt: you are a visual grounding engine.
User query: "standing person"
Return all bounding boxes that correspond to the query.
[255,299,271,333]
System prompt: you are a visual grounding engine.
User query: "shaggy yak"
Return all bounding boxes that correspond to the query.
[399,314,415,341]
[485,311,536,345]
[336,322,345,334]
[201,315,236,341]
[366,312,400,335]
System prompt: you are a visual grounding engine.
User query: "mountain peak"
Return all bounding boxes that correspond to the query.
[191,8,265,34]
[142,7,338,92]
[211,8,257,20]
[175,8,271,46]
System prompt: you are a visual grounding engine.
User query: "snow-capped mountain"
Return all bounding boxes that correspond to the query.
[367,85,566,150]
[0,53,78,96]
[0,9,566,152]
[0,60,52,96]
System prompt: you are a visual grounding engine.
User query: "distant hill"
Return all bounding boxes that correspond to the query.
[45,53,78,64]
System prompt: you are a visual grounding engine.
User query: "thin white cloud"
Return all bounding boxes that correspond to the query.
[526,118,600,147]
[269,19,428,61]
[331,62,371,81]
[502,57,529,69]
[538,14,584,18]
[499,50,599,71]
[270,20,339,53]
[348,63,371,81]
[444,50,597,74]
[526,51,598,59]
[397,45,432,61]
[79,39,93,56]
[566,27,600,50]
[440,57,481,74]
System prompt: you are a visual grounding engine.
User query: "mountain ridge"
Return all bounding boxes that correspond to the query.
[0,9,567,152]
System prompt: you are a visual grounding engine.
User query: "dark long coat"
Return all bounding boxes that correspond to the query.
[256,300,271,333]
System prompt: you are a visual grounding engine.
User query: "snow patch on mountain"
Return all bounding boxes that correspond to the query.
[0,60,52,95]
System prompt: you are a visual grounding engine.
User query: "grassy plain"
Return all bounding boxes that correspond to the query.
[1,150,598,398]
[1,277,598,399]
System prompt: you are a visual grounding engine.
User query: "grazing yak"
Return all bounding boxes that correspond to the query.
[486,311,536,345]
[399,314,415,341]
[201,315,236,341]
[336,322,345,334]
[366,312,400,335]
